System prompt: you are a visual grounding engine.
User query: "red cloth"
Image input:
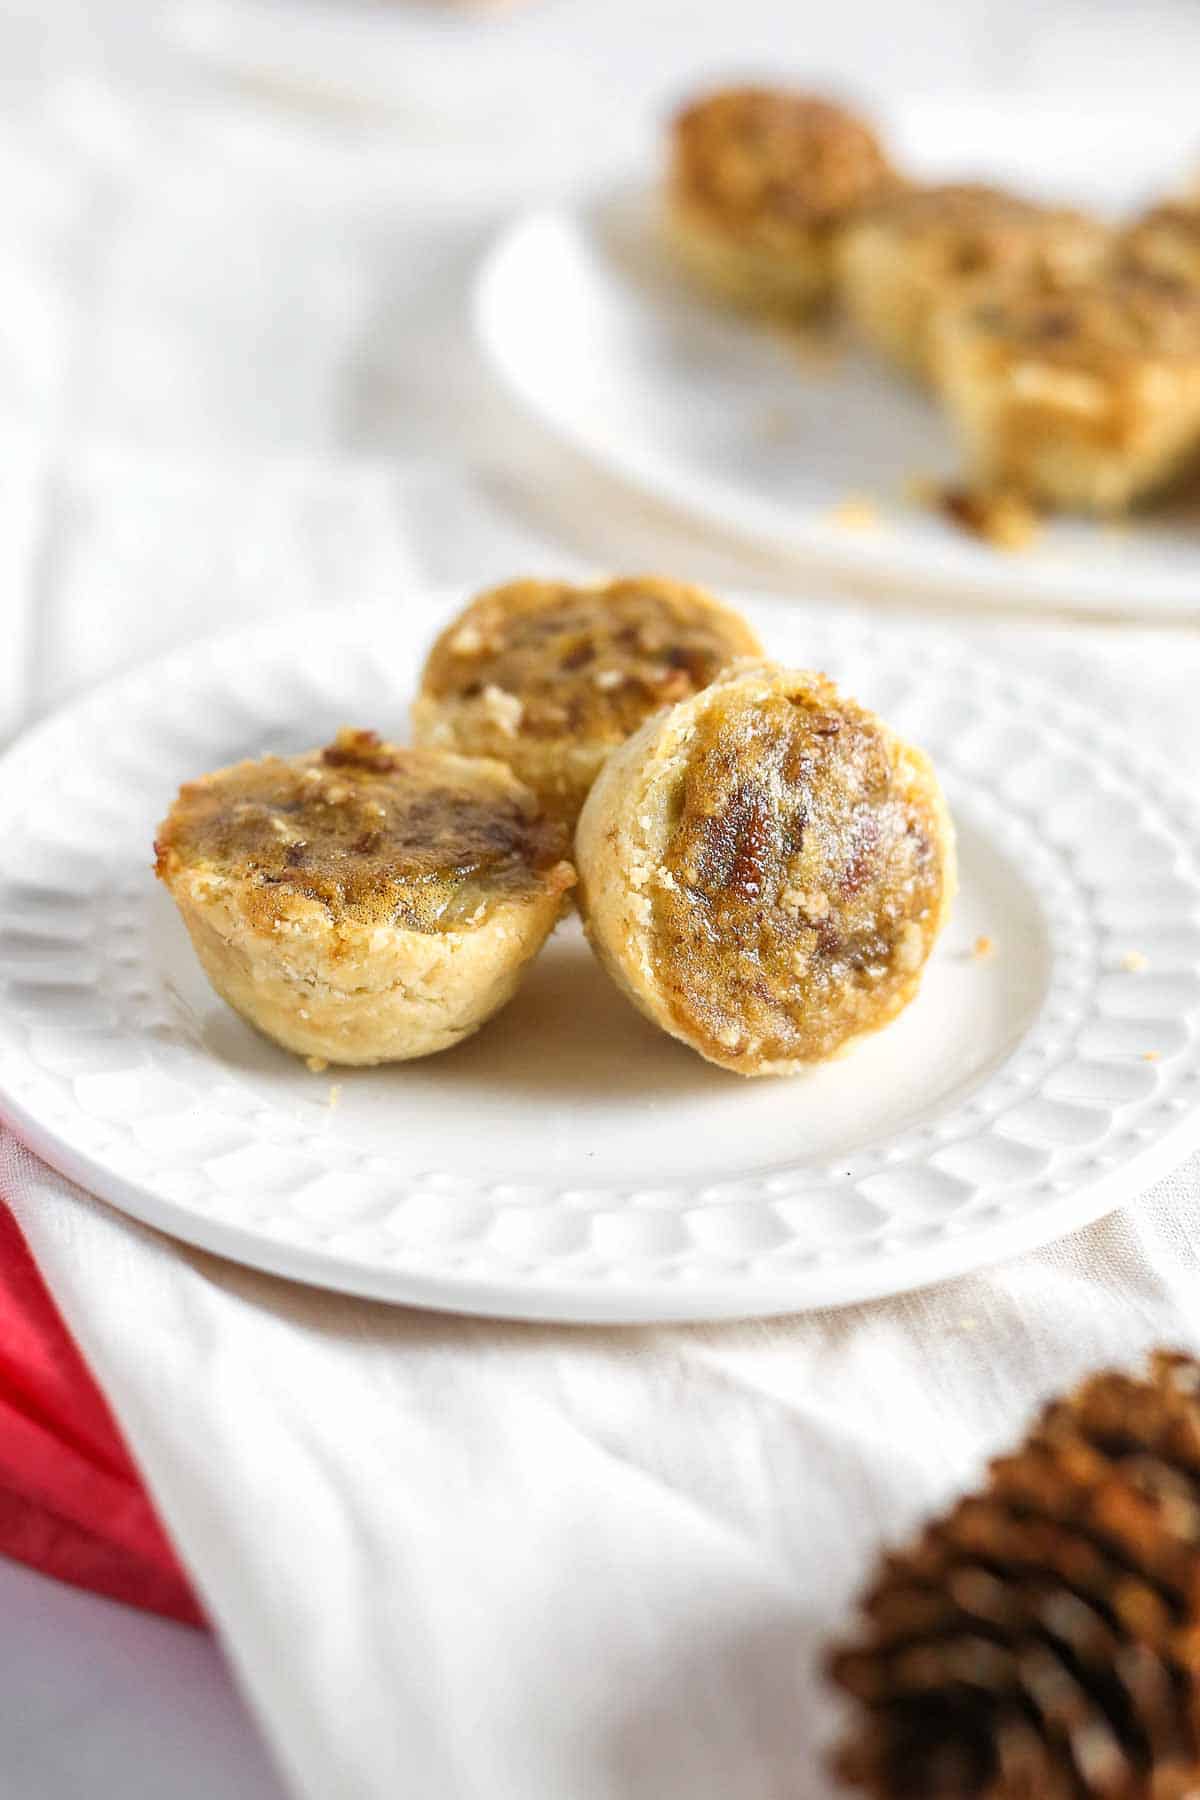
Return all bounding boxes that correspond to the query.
[0,1202,204,1626]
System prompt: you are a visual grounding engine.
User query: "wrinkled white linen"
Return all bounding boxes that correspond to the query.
[3,18,1200,1798]
[9,1125,1200,1800]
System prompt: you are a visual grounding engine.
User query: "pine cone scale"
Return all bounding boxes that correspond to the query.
[830,1352,1200,1797]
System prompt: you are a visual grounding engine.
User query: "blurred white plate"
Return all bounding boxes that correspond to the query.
[476,161,1200,617]
[1,590,1199,1323]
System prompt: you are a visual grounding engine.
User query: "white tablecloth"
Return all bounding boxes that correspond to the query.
[4,8,1200,1798]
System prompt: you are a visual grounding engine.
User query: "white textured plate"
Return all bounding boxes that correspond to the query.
[2,590,1200,1322]
[475,165,1200,618]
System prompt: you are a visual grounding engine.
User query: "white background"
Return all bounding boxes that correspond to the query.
[2,3,1199,1797]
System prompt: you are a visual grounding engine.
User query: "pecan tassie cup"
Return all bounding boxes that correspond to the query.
[156,729,574,1066]
[840,182,1110,379]
[575,663,955,1077]
[412,577,763,828]
[667,85,900,318]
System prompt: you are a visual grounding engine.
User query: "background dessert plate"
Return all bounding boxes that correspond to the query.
[1,590,1198,1323]
[475,99,1200,617]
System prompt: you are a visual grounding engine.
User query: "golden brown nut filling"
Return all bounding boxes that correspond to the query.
[670,86,897,244]
[1122,202,1200,291]
[960,268,1200,367]
[419,578,763,744]
[155,729,572,935]
[854,183,1107,283]
[651,676,947,1066]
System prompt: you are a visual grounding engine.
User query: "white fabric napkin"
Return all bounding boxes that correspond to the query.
[7,1103,1200,1800]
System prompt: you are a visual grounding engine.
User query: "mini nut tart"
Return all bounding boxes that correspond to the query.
[411,577,763,826]
[667,85,899,318]
[932,269,1200,512]
[155,729,575,1067]
[839,183,1109,378]
[575,662,955,1078]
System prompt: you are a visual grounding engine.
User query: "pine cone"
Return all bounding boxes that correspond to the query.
[828,1351,1200,1798]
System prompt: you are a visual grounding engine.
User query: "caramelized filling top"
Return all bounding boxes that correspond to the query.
[421,578,762,742]
[671,87,897,240]
[856,182,1107,283]
[1121,204,1200,291]
[650,676,948,1065]
[962,268,1200,367]
[156,730,572,933]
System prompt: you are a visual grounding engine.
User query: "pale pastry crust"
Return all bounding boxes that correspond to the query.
[155,730,574,1066]
[839,183,1110,378]
[666,202,835,317]
[667,86,898,317]
[575,662,955,1078]
[932,270,1200,512]
[412,576,763,826]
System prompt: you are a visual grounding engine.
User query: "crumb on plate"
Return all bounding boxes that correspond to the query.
[830,494,881,531]
[937,484,1041,551]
